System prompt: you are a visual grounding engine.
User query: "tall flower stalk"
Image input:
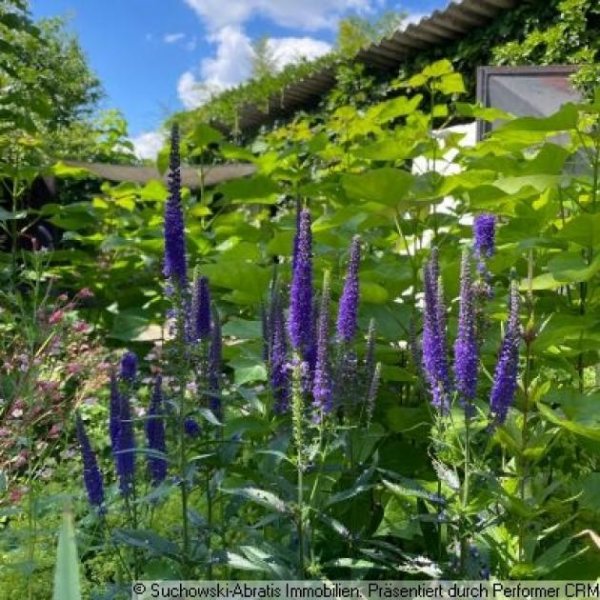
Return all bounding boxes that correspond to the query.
[421,248,452,413]
[163,124,187,289]
[76,414,105,513]
[312,271,332,419]
[146,376,167,487]
[490,281,521,424]
[288,208,313,363]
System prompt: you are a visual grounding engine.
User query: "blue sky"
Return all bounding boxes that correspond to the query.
[31,0,446,158]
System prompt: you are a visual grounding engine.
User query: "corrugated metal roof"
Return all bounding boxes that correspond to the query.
[229,0,522,133]
[63,161,256,188]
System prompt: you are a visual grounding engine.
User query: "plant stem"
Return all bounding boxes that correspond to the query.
[460,411,471,572]
[206,469,213,579]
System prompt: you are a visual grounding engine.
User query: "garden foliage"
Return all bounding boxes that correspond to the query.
[1,59,600,596]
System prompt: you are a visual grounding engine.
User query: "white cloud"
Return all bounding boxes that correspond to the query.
[267,37,331,70]
[164,32,186,44]
[177,28,333,110]
[400,12,428,30]
[130,131,165,160]
[203,26,254,88]
[183,0,376,32]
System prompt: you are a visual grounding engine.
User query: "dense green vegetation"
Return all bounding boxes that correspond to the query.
[1,2,599,598]
[174,0,600,135]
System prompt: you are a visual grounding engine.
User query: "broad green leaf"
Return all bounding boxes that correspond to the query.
[53,511,81,600]
[547,253,600,283]
[197,262,271,304]
[556,213,600,247]
[342,168,413,206]
[537,402,600,442]
[455,102,512,121]
[366,94,423,124]
[109,311,156,341]
[140,180,168,202]
[229,357,267,385]
[218,175,279,204]
[360,281,388,303]
[222,318,262,339]
[50,161,91,179]
[422,59,453,78]
[438,72,465,95]
[493,174,562,194]
[188,123,223,148]
[496,103,579,132]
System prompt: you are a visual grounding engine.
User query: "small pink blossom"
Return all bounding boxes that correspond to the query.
[77,287,94,299]
[66,363,82,375]
[73,321,89,333]
[48,310,64,325]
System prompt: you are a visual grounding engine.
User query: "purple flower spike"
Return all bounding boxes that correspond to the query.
[120,351,138,383]
[192,275,211,341]
[454,249,478,407]
[421,248,452,413]
[490,282,521,424]
[163,124,187,287]
[146,376,167,486]
[208,308,222,418]
[76,414,105,512]
[336,236,361,343]
[312,272,333,417]
[115,394,136,497]
[288,209,313,357]
[109,373,121,451]
[184,417,201,438]
[271,300,290,414]
[474,214,496,260]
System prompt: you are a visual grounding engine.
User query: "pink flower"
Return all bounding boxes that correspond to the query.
[77,287,94,299]
[48,423,62,439]
[73,321,89,333]
[48,310,64,325]
[67,363,82,375]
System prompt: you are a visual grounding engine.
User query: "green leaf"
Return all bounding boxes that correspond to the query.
[140,180,168,202]
[367,94,423,123]
[188,123,223,148]
[112,529,179,559]
[537,402,600,442]
[198,262,271,304]
[422,59,453,78]
[218,175,279,204]
[493,174,562,194]
[360,281,388,303]
[382,478,443,503]
[556,213,600,247]
[229,357,267,385]
[496,103,579,132]
[53,511,81,600]
[547,253,600,283]
[0,207,27,220]
[342,168,413,206]
[438,72,465,95]
[222,318,263,339]
[109,311,159,342]
[221,487,290,514]
[50,161,92,179]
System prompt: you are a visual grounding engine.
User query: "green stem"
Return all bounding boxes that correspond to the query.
[460,411,471,572]
[206,469,213,579]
